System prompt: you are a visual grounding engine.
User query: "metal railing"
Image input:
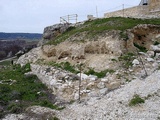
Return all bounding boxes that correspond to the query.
[60,14,78,24]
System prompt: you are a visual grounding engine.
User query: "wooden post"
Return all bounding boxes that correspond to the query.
[122,4,124,17]
[96,6,98,18]
[78,63,82,102]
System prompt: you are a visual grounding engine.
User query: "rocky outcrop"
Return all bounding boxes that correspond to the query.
[38,23,70,46]
[16,47,43,66]
[43,23,70,40]
[129,24,160,50]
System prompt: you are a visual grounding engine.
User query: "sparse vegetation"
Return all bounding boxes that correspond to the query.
[120,31,129,41]
[129,94,145,106]
[111,58,118,62]
[154,41,160,45]
[134,43,147,52]
[0,60,11,66]
[50,116,60,120]
[0,63,61,119]
[47,61,79,74]
[85,68,115,78]
[118,52,135,69]
[47,17,160,45]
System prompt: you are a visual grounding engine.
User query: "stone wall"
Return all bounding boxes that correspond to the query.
[104,5,160,18]
[149,0,160,12]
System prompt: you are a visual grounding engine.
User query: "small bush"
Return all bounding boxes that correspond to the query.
[48,62,79,74]
[134,43,147,52]
[7,103,23,114]
[120,31,129,41]
[49,116,60,120]
[37,100,64,110]
[21,63,31,73]
[118,52,135,69]
[129,94,145,106]
[66,26,76,32]
[154,41,160,45]
[0,63,61,117]
[85,68,115,78]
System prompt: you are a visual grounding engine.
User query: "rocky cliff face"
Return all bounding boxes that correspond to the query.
[38,23,70,46]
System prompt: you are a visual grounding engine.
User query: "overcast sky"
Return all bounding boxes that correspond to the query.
[0,0,140,33]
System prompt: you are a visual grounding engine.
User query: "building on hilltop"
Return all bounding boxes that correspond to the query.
[139,0,148,5]
[104,0,160,18]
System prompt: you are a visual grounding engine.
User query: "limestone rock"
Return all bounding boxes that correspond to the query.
[132,59,140,66]
[88,75,98,81]
[101,78,109,82]
[99,88,108,95]
[147,58,154,62]
[42,45,56,57]
[43,23,70,40]
[77,73,88,80]
[150,45,160,52]
[107,81,120,90]
[97,82,105,89]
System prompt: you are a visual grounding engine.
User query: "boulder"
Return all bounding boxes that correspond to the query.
[147,58,154,62]
[107,81,120,90]
[77,73,88,80]
[43,23,70,40]
[88,75,98,81]
[132,59,140,66]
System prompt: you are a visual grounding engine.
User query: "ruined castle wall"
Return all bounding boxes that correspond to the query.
[149,0,160,12]
[104,5,160,18]
[104,6,149,18]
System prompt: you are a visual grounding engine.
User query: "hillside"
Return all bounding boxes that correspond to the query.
[1,17,160,119]
[0,32,42,40]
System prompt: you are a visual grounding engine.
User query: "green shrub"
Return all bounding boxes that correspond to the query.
[21,63,31,73]
[118,52,135,69]
[48,62,79,74]
[37,100,64,110]
[49,117,60,120]
[134,43,147,52]
[7,103,23,114]
[85,68,115,78]
[0,63,62,117]
[120,31,129,41]
[129,94,145,106]
[154,41,160,45]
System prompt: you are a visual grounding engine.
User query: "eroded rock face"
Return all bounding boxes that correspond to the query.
[130,24,160,50]
[43,23,70,40]
[42,45,56,57]
[16,47,43,66]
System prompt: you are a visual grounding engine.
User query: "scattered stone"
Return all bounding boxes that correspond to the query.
[107,81,120,90]
[74,93,79,100]
[77,73,88,80]
[99,88,108,95]
[132,59,140,66]
[101,78,109,82]
[97,82,105,89]
[146,58,154,62]
[88,75,98,81]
